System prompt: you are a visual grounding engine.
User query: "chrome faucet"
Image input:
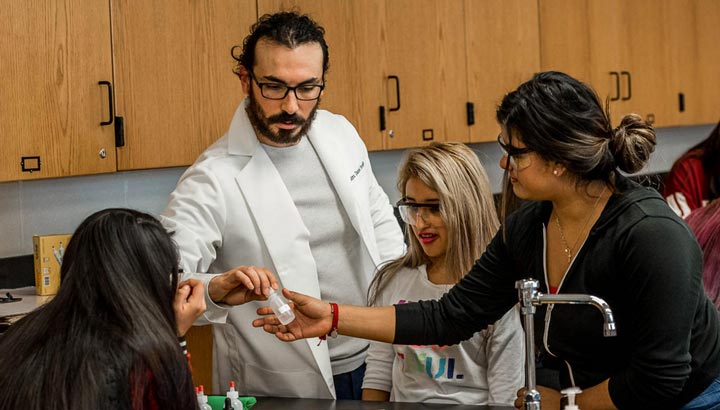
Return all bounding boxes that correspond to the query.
[515,279,617,410]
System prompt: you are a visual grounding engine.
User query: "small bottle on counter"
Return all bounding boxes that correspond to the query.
[196,385,212,410]
[268,288,295,325]
[225,381,243,410]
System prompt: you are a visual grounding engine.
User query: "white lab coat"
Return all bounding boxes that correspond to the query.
[160,99,404,398]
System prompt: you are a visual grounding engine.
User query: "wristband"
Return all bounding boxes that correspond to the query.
[317,303,339,345]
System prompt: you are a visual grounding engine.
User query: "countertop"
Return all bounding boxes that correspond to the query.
[249,397,513,409]
[0,286,51,319]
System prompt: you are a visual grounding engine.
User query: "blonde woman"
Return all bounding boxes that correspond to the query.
[361,142,524,406]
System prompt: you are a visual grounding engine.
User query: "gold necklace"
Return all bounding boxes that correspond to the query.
[554,188,607,264]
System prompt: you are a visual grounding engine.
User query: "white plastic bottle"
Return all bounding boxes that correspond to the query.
[268,288,295,325]
[560,386,582,410]
[225,381,243,410]
[196,385,212,410]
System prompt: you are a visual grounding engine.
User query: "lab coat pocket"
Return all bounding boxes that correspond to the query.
[242,362,326,398]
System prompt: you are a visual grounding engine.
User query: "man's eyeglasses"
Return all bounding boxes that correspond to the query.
[250,73,324,101]
[497,133,533,170]
[397,201,442,226]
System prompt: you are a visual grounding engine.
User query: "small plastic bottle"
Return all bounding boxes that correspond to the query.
[560,386,582,410]
[196,385,212,410]
[225,381,243,410]
[268,288,295,325]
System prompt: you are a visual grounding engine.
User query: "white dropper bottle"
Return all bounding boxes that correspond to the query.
[267,288,295,325]
[225,381,243,410]
[196,386,212,410]
[561,386,582,410]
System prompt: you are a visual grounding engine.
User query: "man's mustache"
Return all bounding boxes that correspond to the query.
[268,113,304,125]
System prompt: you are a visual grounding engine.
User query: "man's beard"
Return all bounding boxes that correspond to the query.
[246,91,319,145]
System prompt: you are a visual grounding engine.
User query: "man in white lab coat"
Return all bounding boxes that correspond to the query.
[160,12,404,400]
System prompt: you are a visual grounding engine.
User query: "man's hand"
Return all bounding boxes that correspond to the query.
[174,278,206,336]
[208,265,279,305]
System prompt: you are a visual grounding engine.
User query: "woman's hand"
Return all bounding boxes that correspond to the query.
[252,289,333,342]
[207,265,279,305]
[174,278,206,336]
[515,385,561,409]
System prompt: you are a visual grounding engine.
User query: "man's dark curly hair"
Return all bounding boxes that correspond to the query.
[232,11,329,79]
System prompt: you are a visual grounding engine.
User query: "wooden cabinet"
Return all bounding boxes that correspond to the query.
[112,1,255,170]
[539,0,717,128]
[259,0,539,148]
[694,0,720,124]
[0,0,117,182]
[465,0,541,142]
[258,0,468,150]
[0,0,256,182]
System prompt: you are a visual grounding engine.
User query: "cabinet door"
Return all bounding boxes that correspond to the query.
[384,0,468,149]
[257,0,387,151]
[695,0,720,124]
[112,1,255,170]
[0,0,116,182]
[466,0,540,142]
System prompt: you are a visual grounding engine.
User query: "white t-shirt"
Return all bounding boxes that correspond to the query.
[362,265,525,406]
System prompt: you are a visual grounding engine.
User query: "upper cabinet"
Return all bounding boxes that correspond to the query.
[2,1,717,183]
[112,1,255,170]
[465,0,541,142]
[0,0,255,182]
[0,0,117,182]
[540,0,719,128]
[259,0,539,149]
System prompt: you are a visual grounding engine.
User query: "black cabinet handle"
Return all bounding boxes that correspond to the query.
[379,106,386,131]
[678,93,685,112]
[621,71,631,101]
[388,75,401,112]
[609,72,620,101]
[466,102,475,126]
[98,81,114,126]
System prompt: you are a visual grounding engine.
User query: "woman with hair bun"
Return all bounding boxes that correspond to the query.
[254,72,720,409]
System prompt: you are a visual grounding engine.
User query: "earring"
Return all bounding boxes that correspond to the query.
[553,169,559,176]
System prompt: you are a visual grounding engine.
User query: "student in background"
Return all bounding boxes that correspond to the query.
[664,121,720,218]
[255,72,720,409]
[361,142,524,406]
[0,208,206,410]
[686,198,720,310]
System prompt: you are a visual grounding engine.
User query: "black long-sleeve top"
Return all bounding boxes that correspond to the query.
[395,176,720,408]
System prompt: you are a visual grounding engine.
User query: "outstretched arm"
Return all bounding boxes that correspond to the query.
[252,288,396,343]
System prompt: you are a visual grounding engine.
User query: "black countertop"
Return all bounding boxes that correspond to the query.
[250,397,514,410]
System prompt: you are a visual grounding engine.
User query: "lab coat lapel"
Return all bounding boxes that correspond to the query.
[308,129,380,266]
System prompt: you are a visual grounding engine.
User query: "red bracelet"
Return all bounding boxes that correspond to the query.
[318,302,339,345]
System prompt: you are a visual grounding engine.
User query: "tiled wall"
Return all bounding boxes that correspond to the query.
[0,123,714,260]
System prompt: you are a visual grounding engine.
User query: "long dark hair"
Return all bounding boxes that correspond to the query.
[689,121,720,200]
[0,209,196,410]
[496,71,656,221]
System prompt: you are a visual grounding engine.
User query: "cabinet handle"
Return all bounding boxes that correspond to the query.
[466,102,475,126]
[388,75,401,112]
[609,72,620,101]
[379,106,386,131]
[621,71,631,101]
[98,81,114,126]
[678,93,685,112]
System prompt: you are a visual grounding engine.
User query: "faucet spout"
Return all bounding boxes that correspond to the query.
[535,293,617,337]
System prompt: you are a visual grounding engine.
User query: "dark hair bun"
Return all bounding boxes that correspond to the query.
[612,114,656,174]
